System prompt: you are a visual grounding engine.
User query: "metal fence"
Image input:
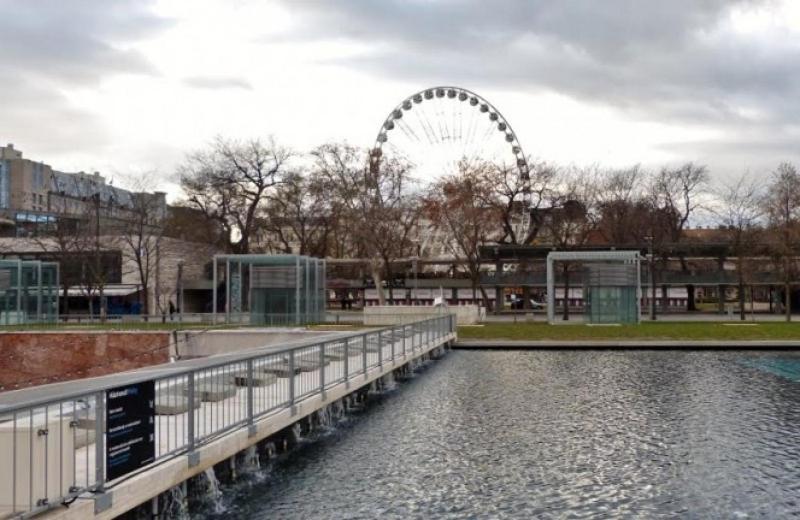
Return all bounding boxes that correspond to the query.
[0,313,308,331]
[0,314,455,518]
[0,312,416,331]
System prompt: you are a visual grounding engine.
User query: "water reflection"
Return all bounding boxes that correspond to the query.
[202,350,800,518]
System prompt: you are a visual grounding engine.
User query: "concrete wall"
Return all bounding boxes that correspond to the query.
[364,305,480,325]
[0,332,171,391]
[175,329,334,358]
[0,235,217,314]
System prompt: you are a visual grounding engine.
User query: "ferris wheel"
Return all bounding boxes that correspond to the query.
[368,86,532,242]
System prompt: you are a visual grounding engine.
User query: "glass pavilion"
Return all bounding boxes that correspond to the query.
[0,259,59,325]
[212,254,326,325]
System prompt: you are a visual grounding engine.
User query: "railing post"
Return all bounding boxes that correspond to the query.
[402,324,406,356]
[378,330,383,366]
[390,326,395,363]
[288,350,296,414]
[343,339,349,386]
[320,342,326,399]
[246,360,255,435]
[362,335,368,380]
[426,319,430,345]
[187,371,197,467]
[94,391,105,492]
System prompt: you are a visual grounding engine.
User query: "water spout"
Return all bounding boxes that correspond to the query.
[291,422,303,444]
[161,483,190,519]
[241,445,261,472]
[264,441,277,459]
[197,467,225,514]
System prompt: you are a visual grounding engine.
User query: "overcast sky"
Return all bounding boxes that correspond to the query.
[1,0,799,197]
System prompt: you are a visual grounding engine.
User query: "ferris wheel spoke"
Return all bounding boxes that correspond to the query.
[397,118,421,144]
[414,105,436,146]
[452,100,458,143]
[462,106,477,160]
[418,102,439,145]
[441,104,449,143]
[436,107,448,143]
[371,87,533,241]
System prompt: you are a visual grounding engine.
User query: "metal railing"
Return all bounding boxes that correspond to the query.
[0,314,456,518]
[0,313,316,331]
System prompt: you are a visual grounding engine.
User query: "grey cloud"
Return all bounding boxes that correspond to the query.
[0,0,171,154]
[273,0,800,170]
[182,76,253,90]
[0,0,169,85]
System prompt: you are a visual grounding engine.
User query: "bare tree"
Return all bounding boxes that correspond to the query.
[647,162,710,312]
[424,160,500,309]
[262,170,334,257]
[312,143,417,305]
[540,167,600,320]
[715,173,764,320]
[119,174,166,315]
[78,194,119,319]
[763,162,800,321]
[483,159,556,244]
[34,196,82,314]
[596,165,650,245]
[651,162,710,243]
[179,136,291,254]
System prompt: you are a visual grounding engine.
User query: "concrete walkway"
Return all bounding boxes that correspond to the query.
[454,339,800,349]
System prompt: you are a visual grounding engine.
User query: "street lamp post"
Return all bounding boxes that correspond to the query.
[177,259,185,324]
[646,235,656,321]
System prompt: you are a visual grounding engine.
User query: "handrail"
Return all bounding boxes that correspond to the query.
[0,314,452,413]
[0,313,457,519]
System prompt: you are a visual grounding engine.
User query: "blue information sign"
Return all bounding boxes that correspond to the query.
[105,381,156,481]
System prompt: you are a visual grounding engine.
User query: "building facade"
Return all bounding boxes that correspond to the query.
[0,144,167,236]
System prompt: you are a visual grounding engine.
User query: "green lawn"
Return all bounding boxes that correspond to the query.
[458,321,800,341]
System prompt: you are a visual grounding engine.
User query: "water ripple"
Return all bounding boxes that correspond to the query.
[203,350,800,519]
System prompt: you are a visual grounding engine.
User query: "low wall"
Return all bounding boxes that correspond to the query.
[175,329,335,358]
[0,332,171,391]
[364,305,481,325]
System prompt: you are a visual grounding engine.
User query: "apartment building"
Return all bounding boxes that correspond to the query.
[0,143,166,236]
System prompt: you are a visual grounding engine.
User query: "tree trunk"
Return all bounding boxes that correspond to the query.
[99,285,106,323]
[785,280,791,322]
[371,263,386,306]
[686,284,696,311]
[142,285,149,315]
[61,285,69,316]
[479,285,491,311]
[387,265,394,304]
[562,265,570,321]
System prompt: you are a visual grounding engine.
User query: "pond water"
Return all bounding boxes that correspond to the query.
[200,350,800,518]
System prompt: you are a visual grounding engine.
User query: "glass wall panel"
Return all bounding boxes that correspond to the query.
[0,259,59,324]
[217,254,326,325]
[583,261,639,324]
